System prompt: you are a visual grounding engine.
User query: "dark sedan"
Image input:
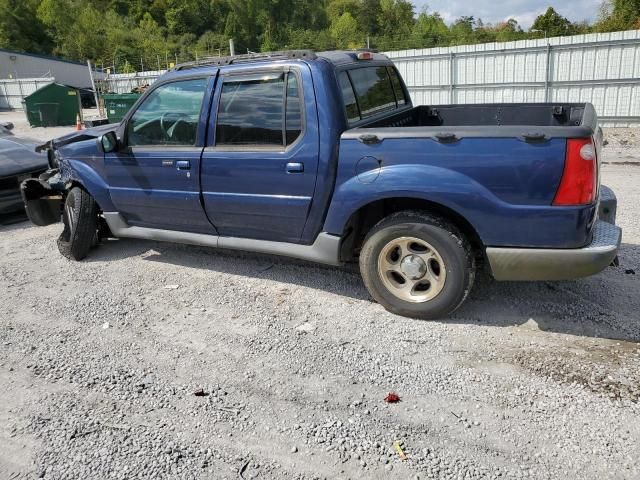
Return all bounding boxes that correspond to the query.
[1,123,49,215]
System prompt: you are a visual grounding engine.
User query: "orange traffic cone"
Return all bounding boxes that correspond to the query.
[75,114,83,131]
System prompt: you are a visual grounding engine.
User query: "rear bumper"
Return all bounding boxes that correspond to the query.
[487,186,621,281]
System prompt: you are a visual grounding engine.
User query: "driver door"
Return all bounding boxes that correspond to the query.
[105,76,216,234]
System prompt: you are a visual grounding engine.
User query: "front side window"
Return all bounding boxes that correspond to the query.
[215,71,303,147]
[127,78,208,146]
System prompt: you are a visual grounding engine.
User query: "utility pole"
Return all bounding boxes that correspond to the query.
[140,56,144,72]
[157,55,160,70]
[367,35,370,49]
[229,39,235,56]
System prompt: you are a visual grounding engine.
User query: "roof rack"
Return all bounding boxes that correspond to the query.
[175,50,317,70]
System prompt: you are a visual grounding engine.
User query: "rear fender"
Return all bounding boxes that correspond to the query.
[323,162,596,249]
[323,164,489,241]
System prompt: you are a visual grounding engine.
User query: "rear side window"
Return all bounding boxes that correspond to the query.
[387,67,407,106]
[285,74,302,145]
[349,67,396,118]
[215,72,303,147]
[339,66,408,124]
[338,72,360,124]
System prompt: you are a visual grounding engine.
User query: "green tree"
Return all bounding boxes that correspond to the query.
[471,18,496,44]
[1,0,633,67]
[165,0,211,36]
[450,16,475,45]
[196,31,230,57]
[411,9,450,47]
[597,0,640,30]
[36,0,76,55]
[0,0,52,54]
[495,19,524,42]
[360,0,381,35]
[326,0,361,23]
[135,12,165,65]
[330,12,363,49]
[612,0,640,26]
[530,7,573,37]
[377,0,414,38]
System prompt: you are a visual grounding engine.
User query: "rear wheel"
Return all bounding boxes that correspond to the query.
[57,187,99,260]
[359,211,475,319]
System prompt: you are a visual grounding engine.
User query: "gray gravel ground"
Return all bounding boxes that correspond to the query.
[1,111,639,479]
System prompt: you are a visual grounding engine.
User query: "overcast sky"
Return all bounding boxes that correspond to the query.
[413,0,603,29]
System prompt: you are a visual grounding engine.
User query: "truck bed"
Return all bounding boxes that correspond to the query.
[336,102,602,250]
[360,103,597,138]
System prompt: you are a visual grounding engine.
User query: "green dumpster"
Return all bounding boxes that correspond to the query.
[22,83,82,127]
[103,94,142,123]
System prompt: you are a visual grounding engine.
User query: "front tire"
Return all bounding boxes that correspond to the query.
[57,187,99,261]
[359,211,475,319]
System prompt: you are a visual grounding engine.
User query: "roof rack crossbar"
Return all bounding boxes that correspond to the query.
[175,50,317,70]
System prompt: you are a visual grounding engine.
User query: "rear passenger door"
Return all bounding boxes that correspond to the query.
[200,66,319,243]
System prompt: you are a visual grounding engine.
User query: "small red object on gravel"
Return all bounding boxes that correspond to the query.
[384,392,401,403]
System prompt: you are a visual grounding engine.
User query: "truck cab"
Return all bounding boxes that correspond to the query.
[21,50,621,319]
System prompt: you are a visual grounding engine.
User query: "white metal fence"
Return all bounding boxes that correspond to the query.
[384,30,640,127]
[101,70,166,94]
[0,77,55,110]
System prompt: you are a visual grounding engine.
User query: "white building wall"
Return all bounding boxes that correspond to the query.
[384,30,640,127]
[0,49,104,89]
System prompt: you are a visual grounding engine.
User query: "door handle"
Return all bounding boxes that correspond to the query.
[358,133,382,145]
[176,160,191,170]
[286,162,304,174]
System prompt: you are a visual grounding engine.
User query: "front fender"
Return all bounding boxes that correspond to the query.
[323,164,492,240]
[63,159,116,211]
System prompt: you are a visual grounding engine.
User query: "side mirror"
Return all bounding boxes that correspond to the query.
[98,131,119,153]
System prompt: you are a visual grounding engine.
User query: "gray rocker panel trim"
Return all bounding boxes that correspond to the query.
[103,212,342,266]
[486,220,621,281]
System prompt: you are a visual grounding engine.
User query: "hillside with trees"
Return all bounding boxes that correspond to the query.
[1,0,639,72]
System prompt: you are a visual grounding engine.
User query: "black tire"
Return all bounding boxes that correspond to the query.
[57,187,99,261]
[359,211,475,319]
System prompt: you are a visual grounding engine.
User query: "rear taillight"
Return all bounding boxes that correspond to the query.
[553,138,597,206]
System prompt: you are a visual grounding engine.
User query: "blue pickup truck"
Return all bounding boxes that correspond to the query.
[21,50,621,319]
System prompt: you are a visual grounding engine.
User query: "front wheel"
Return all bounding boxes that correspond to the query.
[57,187,99,260]
[359,211,475,319]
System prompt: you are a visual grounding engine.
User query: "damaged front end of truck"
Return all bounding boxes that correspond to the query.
[20,124,117,227]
